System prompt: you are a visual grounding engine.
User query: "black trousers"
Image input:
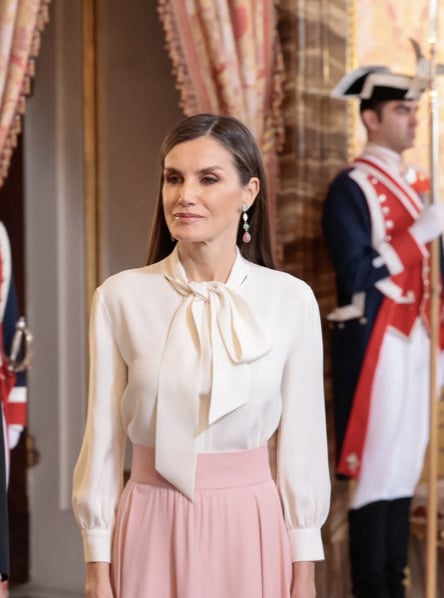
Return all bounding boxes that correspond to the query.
[348,498,412,598]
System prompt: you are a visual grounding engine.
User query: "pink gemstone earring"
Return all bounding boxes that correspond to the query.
[242,204,251,243]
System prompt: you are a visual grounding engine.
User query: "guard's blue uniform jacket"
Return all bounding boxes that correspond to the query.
[323,150,443,479]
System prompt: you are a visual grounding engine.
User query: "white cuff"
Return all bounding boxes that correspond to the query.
[288,527,325,562]
[375,241,404,276]
[81,529,112,563]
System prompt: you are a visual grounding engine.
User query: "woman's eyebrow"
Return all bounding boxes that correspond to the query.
[163,165,225,174]
[197,165,225,174]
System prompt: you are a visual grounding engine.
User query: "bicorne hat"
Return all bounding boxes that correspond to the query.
[331,65,427,102]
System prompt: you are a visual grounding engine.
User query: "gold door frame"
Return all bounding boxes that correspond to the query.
[82,0,101,308]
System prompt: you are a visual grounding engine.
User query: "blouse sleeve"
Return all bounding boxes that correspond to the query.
[276,282,330,562]
[72,287,127,563]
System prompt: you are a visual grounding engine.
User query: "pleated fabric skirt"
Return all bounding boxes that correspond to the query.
[111,444,292,598]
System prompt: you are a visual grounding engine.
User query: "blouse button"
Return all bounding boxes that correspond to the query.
[359,317,368,325]
[386,220,394,230]
[379,194,387,202]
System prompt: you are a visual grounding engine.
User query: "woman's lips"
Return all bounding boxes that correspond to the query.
[174,213,203,220]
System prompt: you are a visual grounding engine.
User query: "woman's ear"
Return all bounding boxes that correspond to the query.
[244,177,260,208]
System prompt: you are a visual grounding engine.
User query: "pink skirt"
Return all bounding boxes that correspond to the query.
[111,445,292,598]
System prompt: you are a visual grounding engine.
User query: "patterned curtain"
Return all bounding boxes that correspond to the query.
[0,0,50,187]
[158,0,285,232]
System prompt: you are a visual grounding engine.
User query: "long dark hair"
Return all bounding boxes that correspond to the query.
[146,113,275,268]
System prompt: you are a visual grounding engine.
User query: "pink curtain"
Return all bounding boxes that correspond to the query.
[0,0,50,187]
[158,0,285,234]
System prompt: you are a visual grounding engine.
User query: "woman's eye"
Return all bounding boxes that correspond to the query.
[201,176,218,185]
[165,175,182,185]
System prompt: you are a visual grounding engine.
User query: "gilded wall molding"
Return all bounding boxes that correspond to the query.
[82,0,101,308]
[347,0,357,161]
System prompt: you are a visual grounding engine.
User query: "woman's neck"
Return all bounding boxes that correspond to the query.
[177,243,238,283]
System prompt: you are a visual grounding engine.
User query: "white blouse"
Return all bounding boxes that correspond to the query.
[72,247,330,564]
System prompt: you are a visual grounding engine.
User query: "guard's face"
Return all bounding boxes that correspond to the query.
[162,136,259,250]
[366,100,420,153]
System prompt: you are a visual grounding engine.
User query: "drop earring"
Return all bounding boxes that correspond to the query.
[242,204,251,243]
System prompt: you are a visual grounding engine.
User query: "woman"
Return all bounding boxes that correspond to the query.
[73,113,330,598]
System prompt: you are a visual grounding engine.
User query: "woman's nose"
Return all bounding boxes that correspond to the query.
[178,180,196,204]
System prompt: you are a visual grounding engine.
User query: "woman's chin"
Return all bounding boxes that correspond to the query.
[174,236,207,246]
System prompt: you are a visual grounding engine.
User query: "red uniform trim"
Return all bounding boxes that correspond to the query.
[389,229,428,268]
[5,403,27,427]
[337,296,394,478]
[4,402,25,428]
[355,157,426,211]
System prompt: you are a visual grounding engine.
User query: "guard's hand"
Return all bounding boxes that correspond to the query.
[409,203,444,245]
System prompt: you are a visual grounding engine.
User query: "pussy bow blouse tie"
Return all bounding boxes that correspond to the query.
[155,250,271,500]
